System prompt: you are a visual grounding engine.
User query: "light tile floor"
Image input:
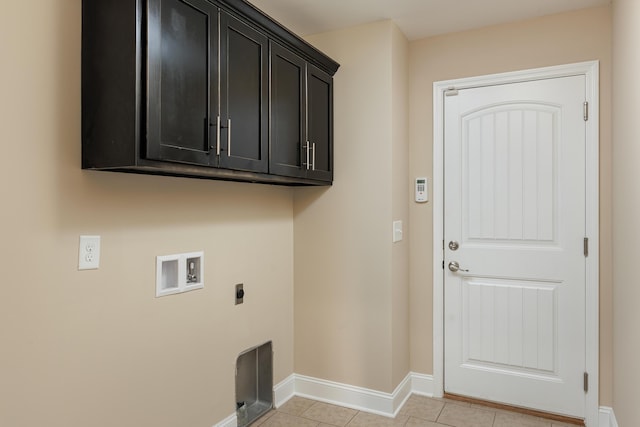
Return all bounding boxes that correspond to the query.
[251,395,582,427]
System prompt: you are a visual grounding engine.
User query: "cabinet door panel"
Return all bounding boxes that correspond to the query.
[220,13,268,173]
[269,42,306,178]
[147,0,217,165]
[307,64,333,182]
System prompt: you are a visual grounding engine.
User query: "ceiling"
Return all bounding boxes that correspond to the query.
[248,0,610,41]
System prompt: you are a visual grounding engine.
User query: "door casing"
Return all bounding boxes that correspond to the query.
[432,61,599,426]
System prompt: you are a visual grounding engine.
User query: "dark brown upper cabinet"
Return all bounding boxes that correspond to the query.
[146,0,218,167]
[306,64,333,182]
[270,43,306,179]
[270,43,333,182]
[219,12,269,173]
[82,0,339,186]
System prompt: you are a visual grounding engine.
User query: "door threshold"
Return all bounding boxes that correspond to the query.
[443,393,584,426]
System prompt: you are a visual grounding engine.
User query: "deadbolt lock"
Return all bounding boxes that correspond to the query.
[448,241,459,251]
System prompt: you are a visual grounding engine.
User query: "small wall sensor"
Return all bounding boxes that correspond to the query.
[415,177,428,203]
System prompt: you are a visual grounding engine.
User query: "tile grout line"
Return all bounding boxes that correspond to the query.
[266,395,563,427]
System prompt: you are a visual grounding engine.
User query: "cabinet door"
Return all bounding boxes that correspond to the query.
[147,0,218,166]
[269,42,306,178]
[219,12,269,173]
[306,64,333,182]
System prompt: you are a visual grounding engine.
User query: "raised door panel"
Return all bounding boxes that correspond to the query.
[306,64,333,182]
[147,0,217,166]
[219,12,268,173]
[464,107,557,243]
[269,42,306,178]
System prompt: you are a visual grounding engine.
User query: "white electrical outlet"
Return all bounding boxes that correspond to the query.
[78,235,101,270]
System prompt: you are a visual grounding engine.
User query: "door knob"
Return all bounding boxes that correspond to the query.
[448,261,469,272]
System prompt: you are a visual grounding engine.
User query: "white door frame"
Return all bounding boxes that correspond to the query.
[432,61,599,426]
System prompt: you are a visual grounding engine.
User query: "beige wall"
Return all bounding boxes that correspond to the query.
[612,0,640,424]
[408,6,613,405]
[390,24,411,389]
[0,1,294,426]
[295,21,410,393]
[0,0,618,423]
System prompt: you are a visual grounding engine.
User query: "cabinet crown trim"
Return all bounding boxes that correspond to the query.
[218,0,339,75]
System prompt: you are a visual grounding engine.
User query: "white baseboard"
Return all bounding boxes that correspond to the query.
[391,374,414,417]
[599,407,618,427]
[410,372,435,396]
[274,374,296,408]
[216,373,617,427]
[215,372,430,425]
[292,372,415,417]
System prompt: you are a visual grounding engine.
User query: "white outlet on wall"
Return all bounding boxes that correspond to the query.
[78,235,101,270]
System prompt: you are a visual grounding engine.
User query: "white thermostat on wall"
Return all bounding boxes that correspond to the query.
[415,177,428,203]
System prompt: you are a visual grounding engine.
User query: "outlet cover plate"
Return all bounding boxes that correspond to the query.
[79,235,101,270]
[392,221,403,243]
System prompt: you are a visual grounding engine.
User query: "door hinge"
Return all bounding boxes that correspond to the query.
[445,87,459,97]
[584,372,589,392]
[584,237,589,257]
[442,260,445,270]
[583,101,589,121]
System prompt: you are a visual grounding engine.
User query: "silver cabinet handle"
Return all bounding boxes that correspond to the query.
[312,142,316,171]
[305,141,311,170]
[448,261,469,272]
[227,118,232,156]
[215,116,221,156]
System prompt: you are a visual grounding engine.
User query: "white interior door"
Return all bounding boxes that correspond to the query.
[443,76,586,417]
